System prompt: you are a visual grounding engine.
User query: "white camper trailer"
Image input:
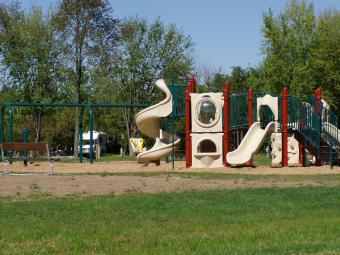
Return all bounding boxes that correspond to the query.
[78,131,107,157]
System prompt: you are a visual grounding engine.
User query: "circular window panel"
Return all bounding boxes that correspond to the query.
[195,96,220,127]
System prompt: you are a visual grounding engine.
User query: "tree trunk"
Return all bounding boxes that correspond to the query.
[35,113,42,142]
[73,80,81,159]
[33,111,43,142]
[74,107,80,159]
[122,108,131,155]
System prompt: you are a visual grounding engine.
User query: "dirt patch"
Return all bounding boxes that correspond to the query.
[1,174,339,199]
[1,160,339,175]
[1,161,339,198]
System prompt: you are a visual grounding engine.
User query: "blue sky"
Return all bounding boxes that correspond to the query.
[20,0,339,74]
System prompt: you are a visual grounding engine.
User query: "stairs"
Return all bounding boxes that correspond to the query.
[293,128,339,166]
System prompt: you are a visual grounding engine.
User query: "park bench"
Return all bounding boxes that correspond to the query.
[0,142,56,175]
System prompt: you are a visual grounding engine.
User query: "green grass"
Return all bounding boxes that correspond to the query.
[1,186,340,254]
[95,171,340,182]
[253,153,271,166]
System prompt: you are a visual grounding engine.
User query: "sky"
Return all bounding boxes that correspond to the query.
[20,0,339,74]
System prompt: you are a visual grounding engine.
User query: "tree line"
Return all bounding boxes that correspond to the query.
[205,0,339,115]
[0,0,338,156]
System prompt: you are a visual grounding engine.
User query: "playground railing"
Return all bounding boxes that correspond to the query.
[288,96,321,153]
[229,92,248,129]
[321,105,340,165]
[287,95,340,166]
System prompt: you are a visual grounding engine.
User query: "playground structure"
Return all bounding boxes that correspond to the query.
[184,78,340,169]
[132,77,339,169]
[190,92,224,167]
[0,76,339,171]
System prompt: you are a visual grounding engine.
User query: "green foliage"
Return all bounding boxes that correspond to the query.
[254,0,339,116]
[52,0,119,103]
[260,0,317,98]
[312,9,340,112]
[107,17,194,146]
[0,0,338,151]
[201,0,339,119]
[0,3,62,141]
[113,18,193,105]
[2,186,340,254]
[0,3,59,102]
[203,66,253,92]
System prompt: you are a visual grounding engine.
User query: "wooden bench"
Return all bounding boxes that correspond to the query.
[0,142,56,175]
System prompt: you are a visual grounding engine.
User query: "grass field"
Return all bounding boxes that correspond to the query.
[1,186,340,254]
[95,171,340,182]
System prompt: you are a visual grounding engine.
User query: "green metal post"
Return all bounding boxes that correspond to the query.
[304,139,307,167]
[330,141,333,169]
[79,108,83,163]
[172,106,175,170]
[23,128,29,166]
[0,106,4,143]
[164,117,169,163]
[8,104,13,163]
[88,106,94,164]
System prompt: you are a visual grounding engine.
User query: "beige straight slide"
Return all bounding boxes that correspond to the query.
[135,79,180,164]
[226,122,275,166]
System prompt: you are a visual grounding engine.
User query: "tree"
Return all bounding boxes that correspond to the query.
[255,0,339,117]
[0,3,60,142]
[202,66,251,93]
[260,0,317,98]
[205,70,229,92]
[312,9,340,114]
[53,0,119,158]
[106,17,194,152]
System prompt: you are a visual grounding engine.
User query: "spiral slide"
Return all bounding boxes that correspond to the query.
[226,122,276,166]
[135,79,180,164]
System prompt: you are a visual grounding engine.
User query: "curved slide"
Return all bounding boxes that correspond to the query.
[135,79,180,164]
[226,122,275,166]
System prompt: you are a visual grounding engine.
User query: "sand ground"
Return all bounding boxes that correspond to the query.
[1,161,339,198]
[1,160,340,175]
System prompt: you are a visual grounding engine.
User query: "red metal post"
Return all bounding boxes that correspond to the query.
[223,81,231,166]
[192,77,197,93]
[315,87,322,110]
[185,78,194,168]
[248,88,254,166]
[281,86,288,167]
[315,87,322,166]
[298,102,306,166]
[299,143,305,166]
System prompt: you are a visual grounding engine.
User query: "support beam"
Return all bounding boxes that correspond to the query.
[0,106,4,143]
[185,78,195,168]
[223,81,231,166]
[315,87,322,166]
[8,104,13,164]
[247,87,254,166]
[281,86,288,167]
[88,106,94,164]
[79,109,83,163]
